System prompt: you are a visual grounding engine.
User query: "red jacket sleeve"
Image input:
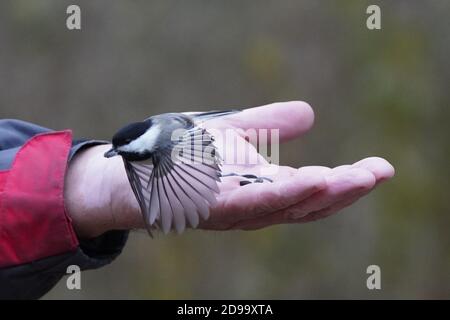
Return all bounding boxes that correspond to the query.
[0,131,78,267]
[0,120,128,299]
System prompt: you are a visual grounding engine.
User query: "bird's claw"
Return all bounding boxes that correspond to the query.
[221,172,273,186]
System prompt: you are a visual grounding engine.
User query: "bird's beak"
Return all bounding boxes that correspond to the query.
[104,148,119,158]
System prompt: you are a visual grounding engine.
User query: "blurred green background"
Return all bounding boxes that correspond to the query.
[0,0,449,299]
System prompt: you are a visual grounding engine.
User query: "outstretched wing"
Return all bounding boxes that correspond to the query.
[124,126,221,234]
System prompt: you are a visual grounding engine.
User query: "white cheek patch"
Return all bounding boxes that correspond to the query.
[119,124,161,154]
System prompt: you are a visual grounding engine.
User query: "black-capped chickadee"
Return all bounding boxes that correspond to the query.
[104,110,239,235]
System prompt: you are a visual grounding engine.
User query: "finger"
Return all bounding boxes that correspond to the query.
[206,170,326,228]
[351,157,395,184]
[295,188,371,223]
[234,168,375,230]
[299,158,394,184]
[205,101,315,144]
[237,187,370,230]
[287,168,376,219]
[298,166,332,175]
[238,164,385,229]
[330,165,352,174]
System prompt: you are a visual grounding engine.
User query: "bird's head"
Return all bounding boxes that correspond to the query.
[104,119,157,161]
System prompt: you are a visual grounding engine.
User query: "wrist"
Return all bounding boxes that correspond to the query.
[65,144,143,238]
[105,146,145,231]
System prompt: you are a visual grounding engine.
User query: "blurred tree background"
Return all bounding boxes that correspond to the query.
[0,0,449,299]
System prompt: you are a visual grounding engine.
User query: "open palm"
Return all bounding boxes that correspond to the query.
[198,101,395,230]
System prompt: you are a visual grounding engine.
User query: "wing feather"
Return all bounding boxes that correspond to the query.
[123,160,154,235]
[156,166,173,234]
[159,160,186,233]
[123,125,221,234]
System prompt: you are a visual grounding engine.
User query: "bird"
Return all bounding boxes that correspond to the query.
[104,110,240,235]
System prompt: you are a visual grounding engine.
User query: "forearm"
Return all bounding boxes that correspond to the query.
[65,144,143,238]
[0,121,130,299]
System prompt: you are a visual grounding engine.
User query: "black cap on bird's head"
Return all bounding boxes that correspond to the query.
[104,120,152,159]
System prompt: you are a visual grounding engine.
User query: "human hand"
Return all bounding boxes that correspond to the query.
[65,101,394,238]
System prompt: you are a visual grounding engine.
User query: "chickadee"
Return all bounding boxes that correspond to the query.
[104,110,239,235]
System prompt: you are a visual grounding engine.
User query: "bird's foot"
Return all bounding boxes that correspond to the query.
[220,172,273,186]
